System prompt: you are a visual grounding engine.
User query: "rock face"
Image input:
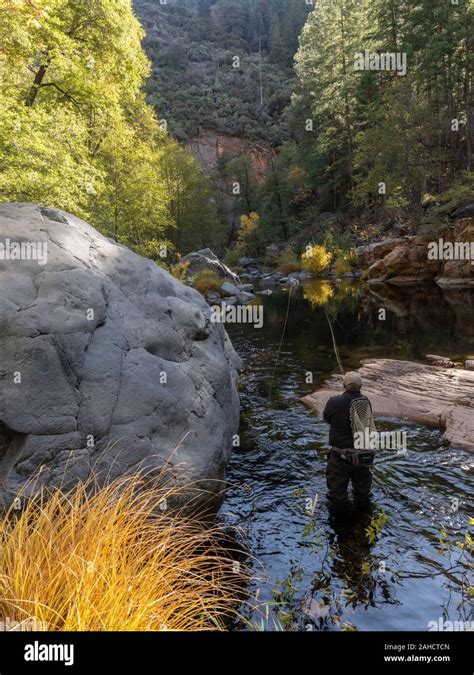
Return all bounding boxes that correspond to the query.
[301,359,474,452]
[0,204,241,512]
[188,130,275,184]
[357,219,474,288]
[178,248,240,284]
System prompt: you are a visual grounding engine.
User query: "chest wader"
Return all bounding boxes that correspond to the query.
[326,397,376,512]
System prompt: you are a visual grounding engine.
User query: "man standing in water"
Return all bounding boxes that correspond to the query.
[323,372,375,513]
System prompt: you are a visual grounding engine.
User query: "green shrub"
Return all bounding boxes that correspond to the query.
[333,249,358,276]
[223,248,241,269]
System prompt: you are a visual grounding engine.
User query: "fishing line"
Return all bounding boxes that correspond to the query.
[268,285,345,398]
[268,284,294,399]
[323,307,345,376]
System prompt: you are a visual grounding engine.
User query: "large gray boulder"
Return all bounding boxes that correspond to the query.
[0,204,241,513]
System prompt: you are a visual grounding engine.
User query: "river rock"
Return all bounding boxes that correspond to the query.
[465,360,474,371]
[206,291,221,304]
[178,248,239,283]
[0,203,241,513]
[238,257,252,267]
[260,274,280,288]
[451,203,474,220]
[237,291,256,304]
[357,238,407,267]
[360,221,473,288]
[288,270,312,281]
[220,281,240,297]
[301,358,474,452]
[264,243,281,264]
[425,354,454,368]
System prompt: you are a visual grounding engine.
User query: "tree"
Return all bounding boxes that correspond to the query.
[159,142,223,254]
[293,0,473,217]
[223,156,258,214]
[0,0,222,260]
[294,0,364,210]
[236,211,261,256]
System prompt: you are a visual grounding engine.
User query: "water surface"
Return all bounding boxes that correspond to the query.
[222,282,473,631]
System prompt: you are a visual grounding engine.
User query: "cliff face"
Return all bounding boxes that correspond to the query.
[188,129,276,183]
[358,218,474,289]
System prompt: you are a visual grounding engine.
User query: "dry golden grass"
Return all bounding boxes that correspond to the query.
[276,249,301,277]
[0,473,249,631]
[193,270,222,295]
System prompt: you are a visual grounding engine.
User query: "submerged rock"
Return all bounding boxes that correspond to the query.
[0,204,241,513]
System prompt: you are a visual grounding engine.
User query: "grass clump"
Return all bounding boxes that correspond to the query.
[0,474,248,631]
[276,248,301,276]
[333,248,358,276]
[193,270,222,295]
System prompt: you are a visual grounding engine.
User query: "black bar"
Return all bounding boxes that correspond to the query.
[0,631,470,673]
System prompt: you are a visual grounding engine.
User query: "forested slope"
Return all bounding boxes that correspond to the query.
[135,0,473,252]
[134,0,310,143]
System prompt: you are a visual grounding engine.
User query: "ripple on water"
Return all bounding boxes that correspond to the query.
[222,286,473,631]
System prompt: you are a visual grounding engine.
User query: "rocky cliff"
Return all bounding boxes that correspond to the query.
[358,218,474,288]
[188,129,276,183]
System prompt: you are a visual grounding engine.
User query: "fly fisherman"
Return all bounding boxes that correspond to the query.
[323,372,376,513]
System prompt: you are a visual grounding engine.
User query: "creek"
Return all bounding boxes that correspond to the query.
[221,280,473,631]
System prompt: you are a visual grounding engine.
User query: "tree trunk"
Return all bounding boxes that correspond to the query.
[25,63,48,106]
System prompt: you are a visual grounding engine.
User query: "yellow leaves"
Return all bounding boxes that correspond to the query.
[2,0,49,24]
[361,561,372,576]
[365,510,389,544]
[301,243,332,276]
[303,280,334,307]
[237,211,261,257]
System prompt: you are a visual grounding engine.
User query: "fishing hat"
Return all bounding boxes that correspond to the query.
[343,371,362,391]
